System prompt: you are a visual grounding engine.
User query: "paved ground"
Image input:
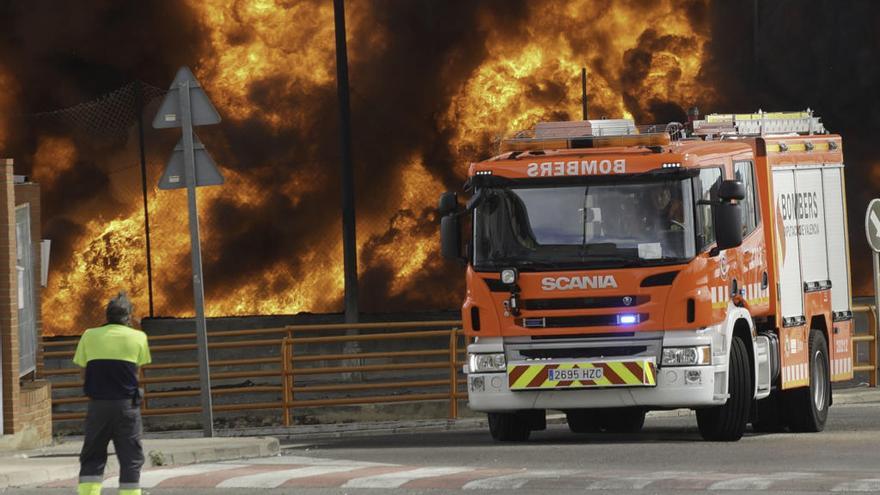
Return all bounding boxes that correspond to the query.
[12,398,880,494]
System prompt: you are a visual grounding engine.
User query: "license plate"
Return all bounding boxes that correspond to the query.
[548,367,603,382]
[507,359,657,390]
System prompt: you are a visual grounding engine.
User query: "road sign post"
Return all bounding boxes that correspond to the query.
[866,199,880,333]
[154,67,223,438]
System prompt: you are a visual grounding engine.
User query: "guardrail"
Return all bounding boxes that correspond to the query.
[853,304,878,387]
[41,320,466,424]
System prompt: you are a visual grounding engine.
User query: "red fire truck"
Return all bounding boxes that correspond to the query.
[439,111,853,441]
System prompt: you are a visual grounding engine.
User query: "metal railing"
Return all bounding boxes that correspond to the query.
[41,320,466,424]
[853,304,878,387]
[43,305,877,425]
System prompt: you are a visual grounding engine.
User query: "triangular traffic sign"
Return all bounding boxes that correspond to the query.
[158,132,224,190]
[153,66,222,129]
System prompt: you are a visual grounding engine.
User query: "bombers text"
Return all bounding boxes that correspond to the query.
[527,159,627,177]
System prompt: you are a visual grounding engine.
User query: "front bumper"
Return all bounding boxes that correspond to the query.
[466,330,728,412]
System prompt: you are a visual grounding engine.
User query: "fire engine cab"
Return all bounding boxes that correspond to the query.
[439,111,853,441]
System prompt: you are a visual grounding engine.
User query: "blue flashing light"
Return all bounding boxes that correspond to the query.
[617,314,639,325]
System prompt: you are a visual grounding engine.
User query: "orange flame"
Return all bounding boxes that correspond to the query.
[40,0,715,334]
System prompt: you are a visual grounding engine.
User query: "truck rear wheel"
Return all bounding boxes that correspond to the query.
[697,335,751,441]
[785,329,830,432]
[488,412,531,441]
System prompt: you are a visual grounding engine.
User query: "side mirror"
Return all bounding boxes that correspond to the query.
[440,215,462,261]
[718,180,746,201]
[438,192,458,216]
[714,201,743,252]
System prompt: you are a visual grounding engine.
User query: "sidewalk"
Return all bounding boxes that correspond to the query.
[0,436,279,488]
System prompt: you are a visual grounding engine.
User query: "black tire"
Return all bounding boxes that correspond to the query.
[751,389,786,433]
[599,408,646,433]
[566,409,602,433]
[488,412,531,441]
[697,336,752,441]
[785,329,830,432]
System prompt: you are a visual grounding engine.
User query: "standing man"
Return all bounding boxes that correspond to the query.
[73,292,151,495]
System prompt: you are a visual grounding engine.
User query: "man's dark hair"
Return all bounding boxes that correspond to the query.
[106,292,134,325]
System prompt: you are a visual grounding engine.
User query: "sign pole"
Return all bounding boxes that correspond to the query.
[153,66,222,438]
[874,250,880,333]
[866,199,880,374]
[180,79,214,437]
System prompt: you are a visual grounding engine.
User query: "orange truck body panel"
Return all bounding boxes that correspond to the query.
[462,131,853,398]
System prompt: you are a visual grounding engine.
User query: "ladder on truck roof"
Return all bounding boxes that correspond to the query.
[692,109,826,137]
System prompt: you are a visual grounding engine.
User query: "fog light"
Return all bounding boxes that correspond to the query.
[501,269,517,285]
[491,376,503,389]
[685,369,702,384]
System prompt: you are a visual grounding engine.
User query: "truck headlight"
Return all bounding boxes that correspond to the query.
[468,353,507,373]
[662,346,711,366]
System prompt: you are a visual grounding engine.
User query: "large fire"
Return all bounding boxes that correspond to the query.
[27,0,718,335]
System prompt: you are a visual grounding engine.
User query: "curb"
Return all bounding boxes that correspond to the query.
[145,437,280,467]
[0,463,81,489]
[0,437,279,488]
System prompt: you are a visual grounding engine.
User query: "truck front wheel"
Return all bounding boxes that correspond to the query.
[785,329,830,432]
[488,412,531,441]
[696,335,751,441]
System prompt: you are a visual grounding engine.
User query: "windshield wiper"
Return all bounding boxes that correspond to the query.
[578,254,641,267]
[483,258,563,269]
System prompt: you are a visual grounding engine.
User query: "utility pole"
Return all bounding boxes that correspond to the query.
[753,0,760,95]
[333,0,359,324]
[581,68,588,120]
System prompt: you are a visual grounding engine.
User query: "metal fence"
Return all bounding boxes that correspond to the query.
[41,307,880,427]
[42,321,466,425]
[853,304,878,387]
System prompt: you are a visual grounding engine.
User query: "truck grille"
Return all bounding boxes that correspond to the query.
[517,313,649,329]
[519,346,648,360]
[521,295,648,311]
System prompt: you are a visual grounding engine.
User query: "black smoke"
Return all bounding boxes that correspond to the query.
[2,0,880,333]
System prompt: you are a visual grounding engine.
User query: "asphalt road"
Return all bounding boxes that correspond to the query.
[13,402,880,494]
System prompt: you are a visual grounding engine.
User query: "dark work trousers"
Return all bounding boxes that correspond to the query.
[79,399,144,488]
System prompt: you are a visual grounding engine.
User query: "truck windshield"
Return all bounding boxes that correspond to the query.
[474,178,696,270]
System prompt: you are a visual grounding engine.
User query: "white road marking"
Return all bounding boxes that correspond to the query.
[588,471,690,490]
[103,463,234,488]
[343,466,474,488]
[217,465,361,488]
[463,470,579,490]
[237,455,394,467]
[832,478,880,492]
[709,472,815,490]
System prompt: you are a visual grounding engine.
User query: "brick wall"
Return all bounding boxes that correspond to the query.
[19,380,51,445]
[0,159,52,448]
[0,159,21,434]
